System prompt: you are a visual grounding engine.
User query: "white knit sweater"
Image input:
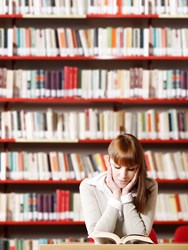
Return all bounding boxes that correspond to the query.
[79,172,158,244]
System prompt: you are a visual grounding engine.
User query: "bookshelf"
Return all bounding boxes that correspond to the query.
[0,0,188,247]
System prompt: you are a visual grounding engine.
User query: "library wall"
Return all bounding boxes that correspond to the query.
[0,0,187,249]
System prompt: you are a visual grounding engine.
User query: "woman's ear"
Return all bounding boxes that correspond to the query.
[104,155,110,168]
[104,154,109,160]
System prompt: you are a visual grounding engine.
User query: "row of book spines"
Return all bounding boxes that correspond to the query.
[0,190,83,222]
[0,152,106,181]
[145,151,188,180]
[0,237,89,250]
[1,109,188,140]
[1,67,188,99]
[1,27,188,57]
[90,0,188,15]
[0,192,187,222]
[0,0,187,15]
[156,193,188,221]
[0,0,86,16]
[0,151,187,181]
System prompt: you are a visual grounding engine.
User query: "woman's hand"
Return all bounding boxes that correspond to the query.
[122,169,138,195]
[104,155,121,200]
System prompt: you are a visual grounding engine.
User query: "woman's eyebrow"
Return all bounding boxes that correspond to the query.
[128,165,137,169]
[115,163,121,168]
[110,160,120,168]
[113,162,120,168]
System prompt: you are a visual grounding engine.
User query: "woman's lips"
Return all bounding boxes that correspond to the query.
[116,180,129,185]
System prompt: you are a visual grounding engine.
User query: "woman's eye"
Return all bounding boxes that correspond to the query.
[115,166,121,169]
[128,168,135,171]
[112,164,121,169]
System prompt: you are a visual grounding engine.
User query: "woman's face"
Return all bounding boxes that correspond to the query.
[110,159,137,188]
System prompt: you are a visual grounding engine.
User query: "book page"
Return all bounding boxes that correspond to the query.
[121,234,153,244]
[89,231,121,244]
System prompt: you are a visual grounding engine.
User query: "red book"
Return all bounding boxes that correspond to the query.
[56,189,62,220]
[117,0,122,14]
[72,67,78,97]
[64,66,73,97]
[175,193,183,220]
[71,29,78,56]
[63,153,70,179]
[64,190,70,220]
[69,67,74,97]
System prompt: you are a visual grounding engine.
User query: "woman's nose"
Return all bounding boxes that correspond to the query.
[120,168,127,178]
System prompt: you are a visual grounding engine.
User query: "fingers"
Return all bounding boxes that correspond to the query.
[127,171,138,191]
[129,171,138,187]
[133,169,139,183]
[123,169,139,194]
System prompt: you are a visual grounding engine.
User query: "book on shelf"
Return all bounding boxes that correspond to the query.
[0,190,83,222]
[1,26,188,57]
[155,193,188,221]
[89,231,154,244]
[1,150,188,181]
[1,67,188,99]
[1,0,188,15]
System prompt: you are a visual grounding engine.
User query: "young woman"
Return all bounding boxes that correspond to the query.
[79,134,158,244]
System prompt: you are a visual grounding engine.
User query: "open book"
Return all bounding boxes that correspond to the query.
[89,231,154,244]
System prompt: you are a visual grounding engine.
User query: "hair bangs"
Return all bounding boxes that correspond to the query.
[112,148,138,167]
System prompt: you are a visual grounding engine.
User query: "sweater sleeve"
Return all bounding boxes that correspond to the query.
[122,178,158,235]
[79,180,120,237]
